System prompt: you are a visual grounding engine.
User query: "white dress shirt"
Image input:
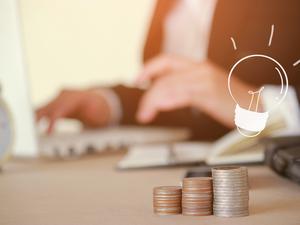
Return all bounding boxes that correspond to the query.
[163,0,217,62]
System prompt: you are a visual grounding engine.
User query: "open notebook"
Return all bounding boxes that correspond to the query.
[117,115,297,169]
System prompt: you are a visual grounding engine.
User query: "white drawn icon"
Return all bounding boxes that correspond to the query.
[228,25,289,137]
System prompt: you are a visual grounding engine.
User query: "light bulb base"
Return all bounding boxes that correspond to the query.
[234,104,269,133]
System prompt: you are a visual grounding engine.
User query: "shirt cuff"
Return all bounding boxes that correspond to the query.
[92,88,122,126]
[262,85,300,132]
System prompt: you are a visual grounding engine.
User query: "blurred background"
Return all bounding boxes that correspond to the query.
[19,0,154,106]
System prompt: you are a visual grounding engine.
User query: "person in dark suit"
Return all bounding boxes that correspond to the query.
[37,0,300,140]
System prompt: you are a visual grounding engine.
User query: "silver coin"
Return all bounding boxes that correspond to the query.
[213,197,249,202]
[214,211,249,217]
[214,182,248,185]
[214,196,249,200]
[212,174,248,179]
[213,192,249,196]
[212,168,248,174]
[213,197,249,201]
[214,207,248,211]
[212,172,248,176]
[213,177,248,182]
[213,190,248,194]
[214,201,248,205]
[212,169,247,173]
[213,209,249,214]
[213,206,248,211]
[213,178,248,182]
[213,202,248,206]
[214,188,249,191]
[213,201,249,205]
[212,166,247,170]
[213,181,248,185]
[213,208,249,213]
[213,172,248,177]
[212,174,248,178]
[214,209,248,212]
[213,183,248,187]
[214,190,248,194]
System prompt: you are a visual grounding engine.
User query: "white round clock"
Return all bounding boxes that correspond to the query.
[0,89,14,166]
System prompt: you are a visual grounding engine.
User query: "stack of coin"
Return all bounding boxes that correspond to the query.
[153,186,182,215]
[182,177,213,216]
[212,166,249,217]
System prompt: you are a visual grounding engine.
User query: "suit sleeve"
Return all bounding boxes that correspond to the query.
[112,85,230,140]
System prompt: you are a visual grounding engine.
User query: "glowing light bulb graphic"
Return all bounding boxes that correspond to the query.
[228,54,289,137]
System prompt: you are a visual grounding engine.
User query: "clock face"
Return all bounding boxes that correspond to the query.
[0,97,13,164]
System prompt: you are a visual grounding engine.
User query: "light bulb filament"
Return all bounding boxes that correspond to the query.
[247,86,264,112]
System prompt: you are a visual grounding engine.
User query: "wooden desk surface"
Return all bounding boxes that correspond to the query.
[0,153,300,225]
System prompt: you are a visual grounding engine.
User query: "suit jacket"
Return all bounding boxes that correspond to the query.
[113,0,300,140]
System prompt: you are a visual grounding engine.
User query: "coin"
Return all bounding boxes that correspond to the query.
[183,177,212,182]
[153,186,182,194]
[181,177,213,216]
[212,166,249,218]
[182,210,212,216]
[153,186,182,216]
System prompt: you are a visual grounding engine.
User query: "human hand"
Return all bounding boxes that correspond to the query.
[136,59,256,128]
[136,54,198,84]
[36,88,112,134]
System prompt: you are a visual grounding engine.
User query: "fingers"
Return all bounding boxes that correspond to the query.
[35,90,82,134]
[136,75,192,123]
[36,105,59,134]
[136,55,171,84]
[46,110,62,134]
[36,107,48,121]
[136,54,195,84]
[35,89,112,134]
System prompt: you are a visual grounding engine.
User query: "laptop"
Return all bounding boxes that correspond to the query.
[0,0,38,157]
[0,0,190,159]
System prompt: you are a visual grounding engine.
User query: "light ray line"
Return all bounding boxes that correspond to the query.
[293,59,300,67]
[268,24,275,47]
[230,37,237,50]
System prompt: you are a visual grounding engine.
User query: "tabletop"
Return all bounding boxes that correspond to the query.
[0,152,300,225]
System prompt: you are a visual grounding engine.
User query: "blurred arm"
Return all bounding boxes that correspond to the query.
[111,85,230,140]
